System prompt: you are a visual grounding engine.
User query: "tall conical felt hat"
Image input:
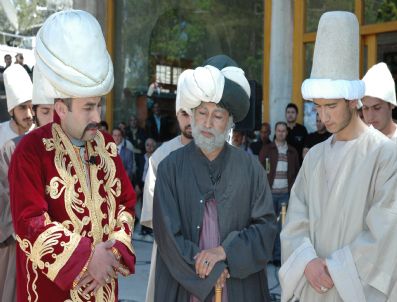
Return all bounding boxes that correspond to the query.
[362,62,396,106]
[34,10,114,99]
[176,54,250,122]
[3,64,32,112]
[301,11,365,101]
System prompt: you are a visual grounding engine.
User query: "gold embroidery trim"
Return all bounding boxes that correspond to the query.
[109,230,135,255]
[17,223,81,282]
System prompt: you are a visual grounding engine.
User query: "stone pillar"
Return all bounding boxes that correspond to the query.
[73,0,106,35]
[269,0,293,129]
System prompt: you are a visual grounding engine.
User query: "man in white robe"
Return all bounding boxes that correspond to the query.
[280,11,397,302]
[0,64,34,148]
[361,62,397,142]
[141,108,192,302]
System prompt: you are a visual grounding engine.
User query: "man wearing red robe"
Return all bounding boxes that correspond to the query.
[8,10,136,302]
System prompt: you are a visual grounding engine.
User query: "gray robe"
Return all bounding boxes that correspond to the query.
[153,142,277,301]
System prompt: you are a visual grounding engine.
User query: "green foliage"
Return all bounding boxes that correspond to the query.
[376,0,397,22]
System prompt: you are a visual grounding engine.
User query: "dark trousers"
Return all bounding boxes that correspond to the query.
[271,192,290,263]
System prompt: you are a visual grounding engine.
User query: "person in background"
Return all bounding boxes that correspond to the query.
[112,127,136,182]
[302,113,331,158]
[98,120,109,133]
[0,54,12,73]
[259,121,299,267]
[362,62,397,142]
[15,53,31,75]
[0,74,54,302]
[0,64,34,148]
[232,129,253,154]
[250,122,271,156]
[285,103,307,163]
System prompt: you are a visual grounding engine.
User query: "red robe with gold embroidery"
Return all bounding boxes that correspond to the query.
[9,122,136,302]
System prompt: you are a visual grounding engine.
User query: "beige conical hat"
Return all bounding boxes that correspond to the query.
[362,62,396,106]
[3,64,32,112]
[301,11,365,101]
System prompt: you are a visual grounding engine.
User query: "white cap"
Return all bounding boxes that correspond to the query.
[34,10,113,99]
[301,11,365,101]
[362,62,396,106]
[3,64,32,112]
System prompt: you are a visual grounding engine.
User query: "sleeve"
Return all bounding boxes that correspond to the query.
[0,140,15,242]
[220,159,277,279]
[9,141,92,291]
[140,156,157,228]
[153,159,226,301]
[108,150,136,274]
[325,145,397,300]
[279,160,318,301]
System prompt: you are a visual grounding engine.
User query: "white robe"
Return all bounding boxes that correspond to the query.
[280,127,397,302]
[141,135,185,302]
[0,121,17,149]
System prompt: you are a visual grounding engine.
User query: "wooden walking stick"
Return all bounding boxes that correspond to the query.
[215,285,222,302]
[280,202,287,225]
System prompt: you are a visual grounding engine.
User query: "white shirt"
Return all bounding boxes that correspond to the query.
[0,121,17,149]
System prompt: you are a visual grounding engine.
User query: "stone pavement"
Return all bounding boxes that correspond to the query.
[118,232,281,302]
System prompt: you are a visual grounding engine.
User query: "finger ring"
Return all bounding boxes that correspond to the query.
[320,286,328,293]
[105,277,111,283]
[203,259,209,266]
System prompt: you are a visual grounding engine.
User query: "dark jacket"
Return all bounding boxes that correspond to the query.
[258,142,299,192]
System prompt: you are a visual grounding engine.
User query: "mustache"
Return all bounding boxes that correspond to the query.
[196,125,220,136]
[81,123,98,138]
[184,125,191,131]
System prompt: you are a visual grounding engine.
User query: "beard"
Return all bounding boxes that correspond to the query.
[191,116,233,153]
[14,115,33,132]
[181,125,193,139]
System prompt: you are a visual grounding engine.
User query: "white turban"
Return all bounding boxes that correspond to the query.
[34,10,113,99]
[362,62,396,106]
[176,55,250,122]
[3,64,32,112]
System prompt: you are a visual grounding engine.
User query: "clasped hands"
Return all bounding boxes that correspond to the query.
[194,246,230,288]
[76,240,120,297]
[304,258,334,294]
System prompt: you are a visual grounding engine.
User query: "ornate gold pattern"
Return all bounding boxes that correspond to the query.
[15,123,136,301]
[16,222,81,281]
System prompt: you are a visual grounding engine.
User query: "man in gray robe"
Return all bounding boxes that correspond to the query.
[280,12,397,302]
[153,55,277,302]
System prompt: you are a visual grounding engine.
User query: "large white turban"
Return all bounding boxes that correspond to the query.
[3,64,32,112]
[33,10,114,100]
[362,62,396,106]
[176,55,251,122]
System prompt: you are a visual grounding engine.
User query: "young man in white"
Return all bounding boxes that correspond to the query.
[280,12,397,302]
[361,62,397,141]
[0,64,34,148]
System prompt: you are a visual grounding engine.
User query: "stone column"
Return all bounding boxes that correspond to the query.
[269,0,293,129]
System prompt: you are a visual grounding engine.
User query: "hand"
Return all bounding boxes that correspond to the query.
[87,240,119,286]
[304,258,334,294]
[194,246,226,279]
[76,272,102,298]
[215,268,230,288]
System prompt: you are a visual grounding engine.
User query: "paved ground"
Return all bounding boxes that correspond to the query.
[118,231,281,302]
